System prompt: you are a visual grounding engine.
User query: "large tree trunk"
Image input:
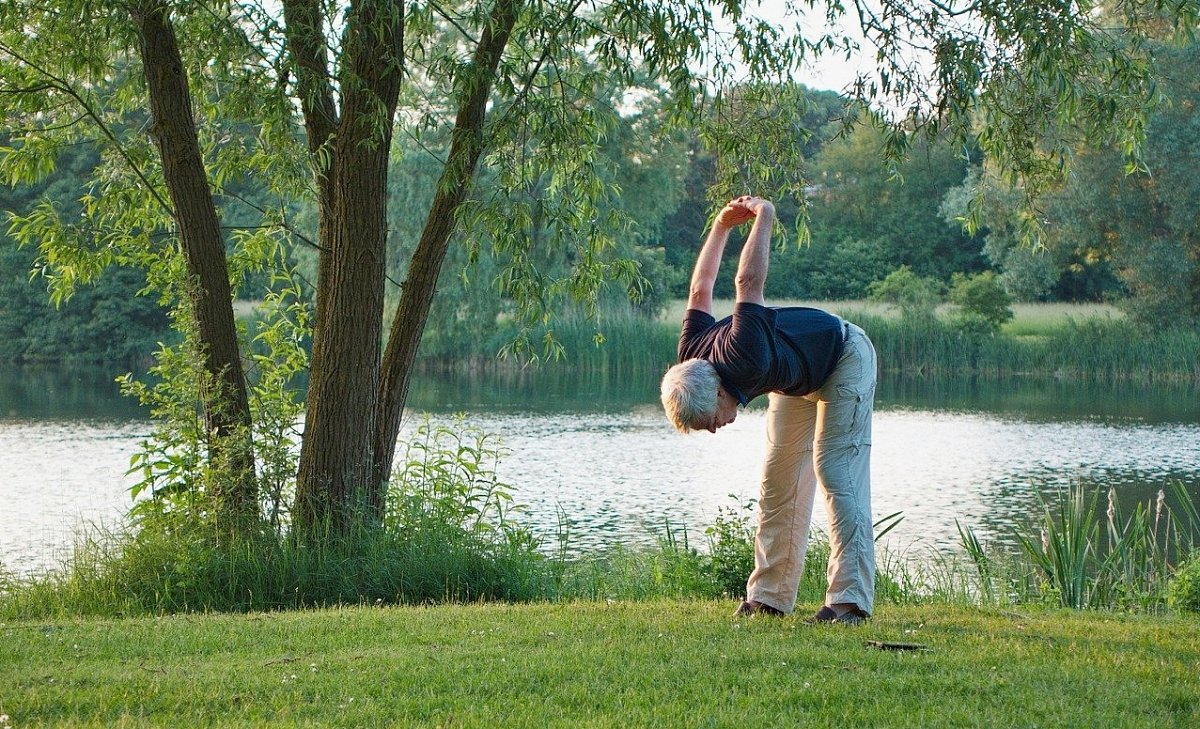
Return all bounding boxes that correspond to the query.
[131,1,257,530]
[287,0,406,539]
[372,0,523,505]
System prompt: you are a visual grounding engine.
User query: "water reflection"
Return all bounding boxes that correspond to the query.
[0,365,146,421]
[406,365,665,414]
[880,373,1200,424]
[1,364,1197,575]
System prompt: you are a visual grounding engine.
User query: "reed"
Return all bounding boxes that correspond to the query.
[536,310,679,372]
[1016,486,1099,609]
[864,313,1200,381]
[417,300,1199,382]
[417,307,678,374]
[956,483,1200,611]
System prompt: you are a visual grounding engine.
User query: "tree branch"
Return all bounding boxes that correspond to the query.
[281,0,339,153]
[0,42,173,214]
[218,187,329,253]
[427,0,479,44]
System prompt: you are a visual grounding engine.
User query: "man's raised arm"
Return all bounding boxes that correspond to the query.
[688,198,757,314]
[733,197,774,307]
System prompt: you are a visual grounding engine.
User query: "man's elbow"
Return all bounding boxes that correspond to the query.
[735,272,766,297]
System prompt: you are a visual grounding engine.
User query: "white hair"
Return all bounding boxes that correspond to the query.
[660,358,720,433]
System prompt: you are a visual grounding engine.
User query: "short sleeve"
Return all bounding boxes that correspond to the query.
[678,309,716,360]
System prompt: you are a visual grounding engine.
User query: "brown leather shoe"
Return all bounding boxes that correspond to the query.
[734,600,786,617]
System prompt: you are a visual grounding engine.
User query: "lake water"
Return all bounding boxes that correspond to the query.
[2,365,1198,576]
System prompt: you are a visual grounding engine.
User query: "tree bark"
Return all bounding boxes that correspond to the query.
[286,0,406,539]
[372,0,523,505]
[131,1,257,530]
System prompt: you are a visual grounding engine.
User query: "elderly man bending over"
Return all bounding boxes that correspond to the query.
[660,195,878,625]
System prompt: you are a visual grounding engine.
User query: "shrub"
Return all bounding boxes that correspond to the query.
[705,497,757,598]
[949,270,1013,334]
[868,265,943,320]
[1168,552,1200,613]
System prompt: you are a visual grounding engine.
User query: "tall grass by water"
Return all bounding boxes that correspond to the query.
[869,314,1200,380]
[429,300,1199,382]
[5,476,1198,620]
[958,483,1200,612]
[418,307,678,374]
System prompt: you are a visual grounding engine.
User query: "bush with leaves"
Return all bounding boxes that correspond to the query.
[949,271,1013,334]
[1168,551,1200,613]
[121,250,308,536]
[868,265,943,321]
[384,417,550,601]
[704,497,758,598]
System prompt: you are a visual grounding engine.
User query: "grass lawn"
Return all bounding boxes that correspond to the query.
[3,601,1197,728]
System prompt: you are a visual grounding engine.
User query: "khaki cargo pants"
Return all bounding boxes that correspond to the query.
[745,322,877,615]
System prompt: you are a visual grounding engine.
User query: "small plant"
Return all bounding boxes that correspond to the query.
[1168,552,1200,612]
[384,416,550,602]
[1016,485,1097,609]
[704,496,757,598]
[957,520,997,604]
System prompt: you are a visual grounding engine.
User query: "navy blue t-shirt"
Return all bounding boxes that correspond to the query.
[677,303,845,405]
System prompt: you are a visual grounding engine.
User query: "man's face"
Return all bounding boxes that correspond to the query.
[701,387,739,433]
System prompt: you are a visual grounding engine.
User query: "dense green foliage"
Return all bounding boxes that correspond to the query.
[948,271,1014,334]
[867,266,943,320]
[1170,552,1200,612]
[779,126,983,299]
[0,146,169,364]
[946,40,1200,325]
[0,246,167,364]
[8,35,1200,364]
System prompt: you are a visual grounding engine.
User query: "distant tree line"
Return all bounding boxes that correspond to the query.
[4,39,1200,366]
